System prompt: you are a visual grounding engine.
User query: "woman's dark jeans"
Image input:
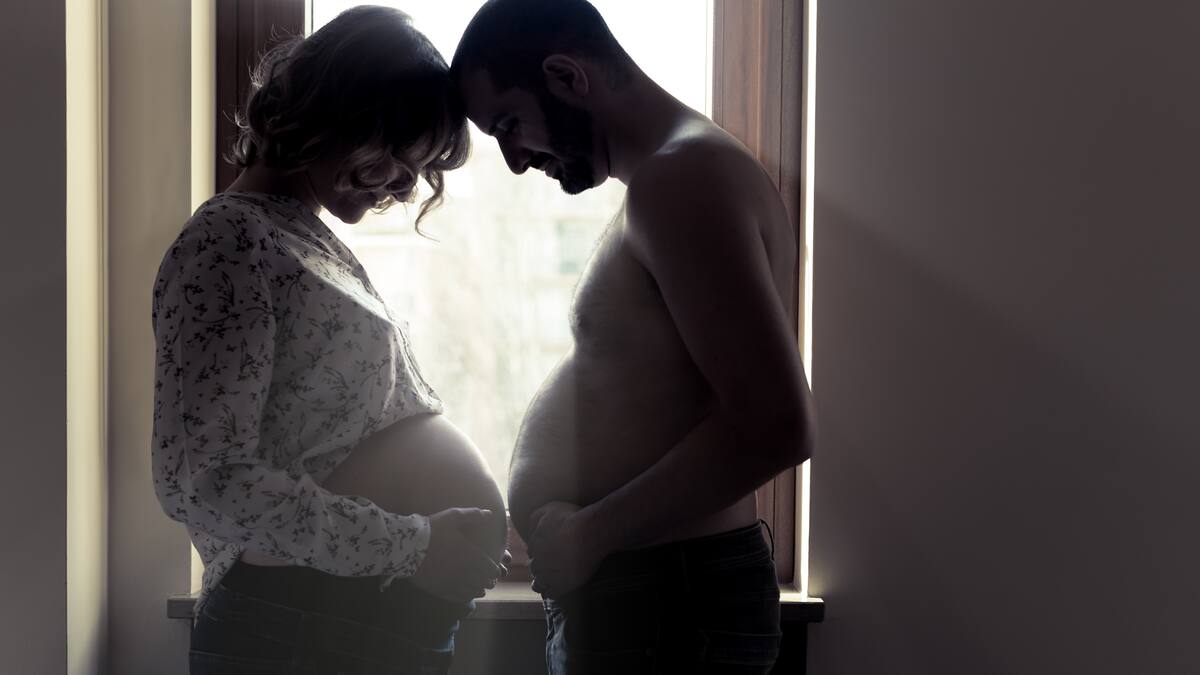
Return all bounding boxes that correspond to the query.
[190,562,472,675]
[545,522,782,674]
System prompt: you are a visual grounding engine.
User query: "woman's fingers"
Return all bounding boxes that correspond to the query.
[467,552,501,581]
[457,575,495,601]
[440,507,495,528]
[412,507,508,604]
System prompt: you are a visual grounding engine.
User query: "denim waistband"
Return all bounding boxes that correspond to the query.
[589,522,773,580]
[199,582,457,665]
[220,560,472,649]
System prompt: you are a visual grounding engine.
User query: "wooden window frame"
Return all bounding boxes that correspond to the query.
[713,0,807,586]
[214,0,306,192]
[214,0,806,586]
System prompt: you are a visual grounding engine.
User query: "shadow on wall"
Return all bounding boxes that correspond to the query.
[807,196,1196,675]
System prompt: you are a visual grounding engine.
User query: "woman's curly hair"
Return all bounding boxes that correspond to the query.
[229,6,470,228]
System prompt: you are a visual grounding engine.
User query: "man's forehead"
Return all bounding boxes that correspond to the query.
[460,69,526,133]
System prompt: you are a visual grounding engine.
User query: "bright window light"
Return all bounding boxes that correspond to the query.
[309,1,713,499]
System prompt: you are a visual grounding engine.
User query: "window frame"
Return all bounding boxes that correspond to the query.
[214,0,306,192]
[713,0,807,586]
[214,0,806,586]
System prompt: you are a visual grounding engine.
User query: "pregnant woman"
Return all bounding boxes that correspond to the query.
[150,8,508,674]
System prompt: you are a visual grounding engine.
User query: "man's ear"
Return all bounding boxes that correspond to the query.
[542,54,590,100]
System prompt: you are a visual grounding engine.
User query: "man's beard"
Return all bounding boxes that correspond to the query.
[536,90,597,195]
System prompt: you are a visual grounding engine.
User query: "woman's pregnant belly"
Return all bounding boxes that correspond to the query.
[242,413,507,567]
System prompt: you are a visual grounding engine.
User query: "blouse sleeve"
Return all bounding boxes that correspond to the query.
[150,221,430,580]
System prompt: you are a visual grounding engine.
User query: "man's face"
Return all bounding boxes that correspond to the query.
[461,68,604,195]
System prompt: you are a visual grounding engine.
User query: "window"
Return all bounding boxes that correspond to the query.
[215,0,806,588]
[308,0,712,504]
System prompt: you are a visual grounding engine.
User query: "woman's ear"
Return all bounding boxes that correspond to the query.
[541,54,590,100]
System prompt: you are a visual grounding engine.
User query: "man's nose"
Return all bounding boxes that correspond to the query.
[498,139,531,175]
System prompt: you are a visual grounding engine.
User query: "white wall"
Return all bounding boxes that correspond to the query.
[808,1,1200,673]
[0,3,69,674]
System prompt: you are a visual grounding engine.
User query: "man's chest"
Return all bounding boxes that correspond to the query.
[568,223,689,361]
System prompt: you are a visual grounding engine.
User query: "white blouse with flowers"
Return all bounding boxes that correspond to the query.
[151,191,442,610]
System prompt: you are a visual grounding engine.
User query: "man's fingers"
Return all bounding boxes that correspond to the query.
[529,503,563,532]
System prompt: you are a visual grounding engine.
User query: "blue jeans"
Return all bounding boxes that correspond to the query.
[190,562,471,675]
[545,522,781,674]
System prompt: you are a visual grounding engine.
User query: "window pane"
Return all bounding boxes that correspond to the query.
[310,1,713,501]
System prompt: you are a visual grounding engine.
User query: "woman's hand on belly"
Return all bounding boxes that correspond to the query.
[409,507,505,603]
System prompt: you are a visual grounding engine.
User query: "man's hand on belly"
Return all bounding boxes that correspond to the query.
[526,501,612,599]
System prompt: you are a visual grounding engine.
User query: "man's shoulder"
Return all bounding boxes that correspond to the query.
[629,127,756,199]
[624,125,761,242]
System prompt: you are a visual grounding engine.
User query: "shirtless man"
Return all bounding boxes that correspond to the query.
[453,1,814,671]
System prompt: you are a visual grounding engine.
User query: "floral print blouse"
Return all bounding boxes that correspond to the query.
[151,192,443,609]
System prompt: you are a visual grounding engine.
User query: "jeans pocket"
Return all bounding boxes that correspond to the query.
[697,630,782,671]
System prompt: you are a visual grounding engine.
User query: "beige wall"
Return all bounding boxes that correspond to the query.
[67,0,109,672]
[808,1,1200,673]
[0,2,69,674]
[106,1,194,673]
[66,0,110,667]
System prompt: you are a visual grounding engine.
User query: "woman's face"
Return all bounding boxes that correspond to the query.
[305,141,424,224]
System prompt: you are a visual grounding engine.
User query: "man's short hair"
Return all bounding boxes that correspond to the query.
[451,0,635,92]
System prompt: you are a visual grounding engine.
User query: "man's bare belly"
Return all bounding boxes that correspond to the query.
[508,208,761,549]
[241,413,507,567]
[508,349,758,549]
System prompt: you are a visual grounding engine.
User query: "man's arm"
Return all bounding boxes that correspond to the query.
[527,145,815,596]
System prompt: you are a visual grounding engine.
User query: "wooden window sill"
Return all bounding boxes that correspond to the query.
[168,583,824,623]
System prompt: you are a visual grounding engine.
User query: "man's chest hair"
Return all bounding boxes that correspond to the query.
[568,223,685,357]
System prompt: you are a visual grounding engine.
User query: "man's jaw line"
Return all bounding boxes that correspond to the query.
[594,74,691,185]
